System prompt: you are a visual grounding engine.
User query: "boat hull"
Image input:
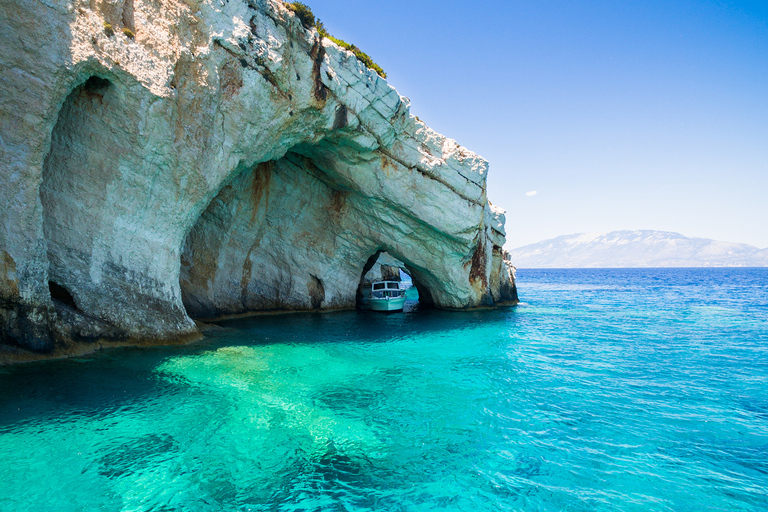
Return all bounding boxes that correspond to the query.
[369,297,406,312]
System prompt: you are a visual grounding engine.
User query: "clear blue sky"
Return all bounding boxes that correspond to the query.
[303,0,768,249]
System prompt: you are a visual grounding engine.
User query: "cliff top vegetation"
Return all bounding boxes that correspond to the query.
[284,2,386,79]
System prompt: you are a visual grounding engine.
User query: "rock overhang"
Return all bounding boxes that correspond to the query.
[0,0,517,361]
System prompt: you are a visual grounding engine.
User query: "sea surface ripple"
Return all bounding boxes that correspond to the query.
[1,268,766,511]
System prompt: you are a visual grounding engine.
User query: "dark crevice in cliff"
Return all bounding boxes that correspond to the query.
[332,105,348,130]
[310,39,328,102]
[48,281,78,311]
[410,275,434,307]
[308,275,325,309]
[121,0,135,32]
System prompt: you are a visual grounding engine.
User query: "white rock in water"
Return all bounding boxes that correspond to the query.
[0,0,517,356]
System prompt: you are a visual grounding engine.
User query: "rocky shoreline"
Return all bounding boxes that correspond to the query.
[0,0,516,362]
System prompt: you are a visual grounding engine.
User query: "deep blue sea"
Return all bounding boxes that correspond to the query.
[1,268,767,511]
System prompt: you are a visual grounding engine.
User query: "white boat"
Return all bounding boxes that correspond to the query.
[369,281,406,312]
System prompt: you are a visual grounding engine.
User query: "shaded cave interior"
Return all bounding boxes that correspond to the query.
[179,147,436,320]
[40,72,443,342]
[41,75,123,320]
[354,250,431,310]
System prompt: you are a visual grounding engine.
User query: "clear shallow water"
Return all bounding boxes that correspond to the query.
[1,268,767,511]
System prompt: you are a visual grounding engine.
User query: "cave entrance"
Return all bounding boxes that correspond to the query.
[41,74,120,317]
[48,281,79,311]
[356,251,433,312]
[178,159,278,320]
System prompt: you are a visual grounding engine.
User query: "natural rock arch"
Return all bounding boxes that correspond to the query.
[355,250,435,310]
[40,74,144,344]
[1,0,516,357]
[42,75,119,306]
[36,66,210,344]
[177,138,470,321]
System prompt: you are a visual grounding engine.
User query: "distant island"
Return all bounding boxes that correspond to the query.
[507,230,768,268]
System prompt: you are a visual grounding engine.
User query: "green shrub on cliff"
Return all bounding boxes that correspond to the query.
[284,2,386,79]
[316,20,386,79]
[285,2,315,29]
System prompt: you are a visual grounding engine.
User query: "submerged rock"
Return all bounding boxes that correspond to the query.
[0,0,517,358]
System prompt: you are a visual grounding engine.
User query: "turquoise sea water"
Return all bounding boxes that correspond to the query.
[1,268,767,511]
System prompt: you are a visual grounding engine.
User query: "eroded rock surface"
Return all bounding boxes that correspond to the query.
[0,0,517,359]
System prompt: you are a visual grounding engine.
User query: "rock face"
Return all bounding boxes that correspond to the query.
[0,0,517,357]
[360,253,407,287]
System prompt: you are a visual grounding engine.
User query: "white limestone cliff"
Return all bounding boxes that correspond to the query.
[0,0,517,358]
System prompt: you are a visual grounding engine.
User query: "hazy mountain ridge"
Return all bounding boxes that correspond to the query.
[508,230,768,268]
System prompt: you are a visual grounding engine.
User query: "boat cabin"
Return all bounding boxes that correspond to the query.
[369,281,407,311]
[371,281,404,298]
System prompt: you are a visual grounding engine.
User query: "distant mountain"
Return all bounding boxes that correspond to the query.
[507,230,768,268]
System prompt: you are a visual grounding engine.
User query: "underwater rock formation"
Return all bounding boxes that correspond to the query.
[0,0,517,358]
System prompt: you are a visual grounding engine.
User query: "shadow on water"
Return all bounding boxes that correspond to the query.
[0,306,518,431]
[259,437,531,510]
[263,439,383,509]
[0,350,185,432]
[215,305,517,347]
[96,433,178,478]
